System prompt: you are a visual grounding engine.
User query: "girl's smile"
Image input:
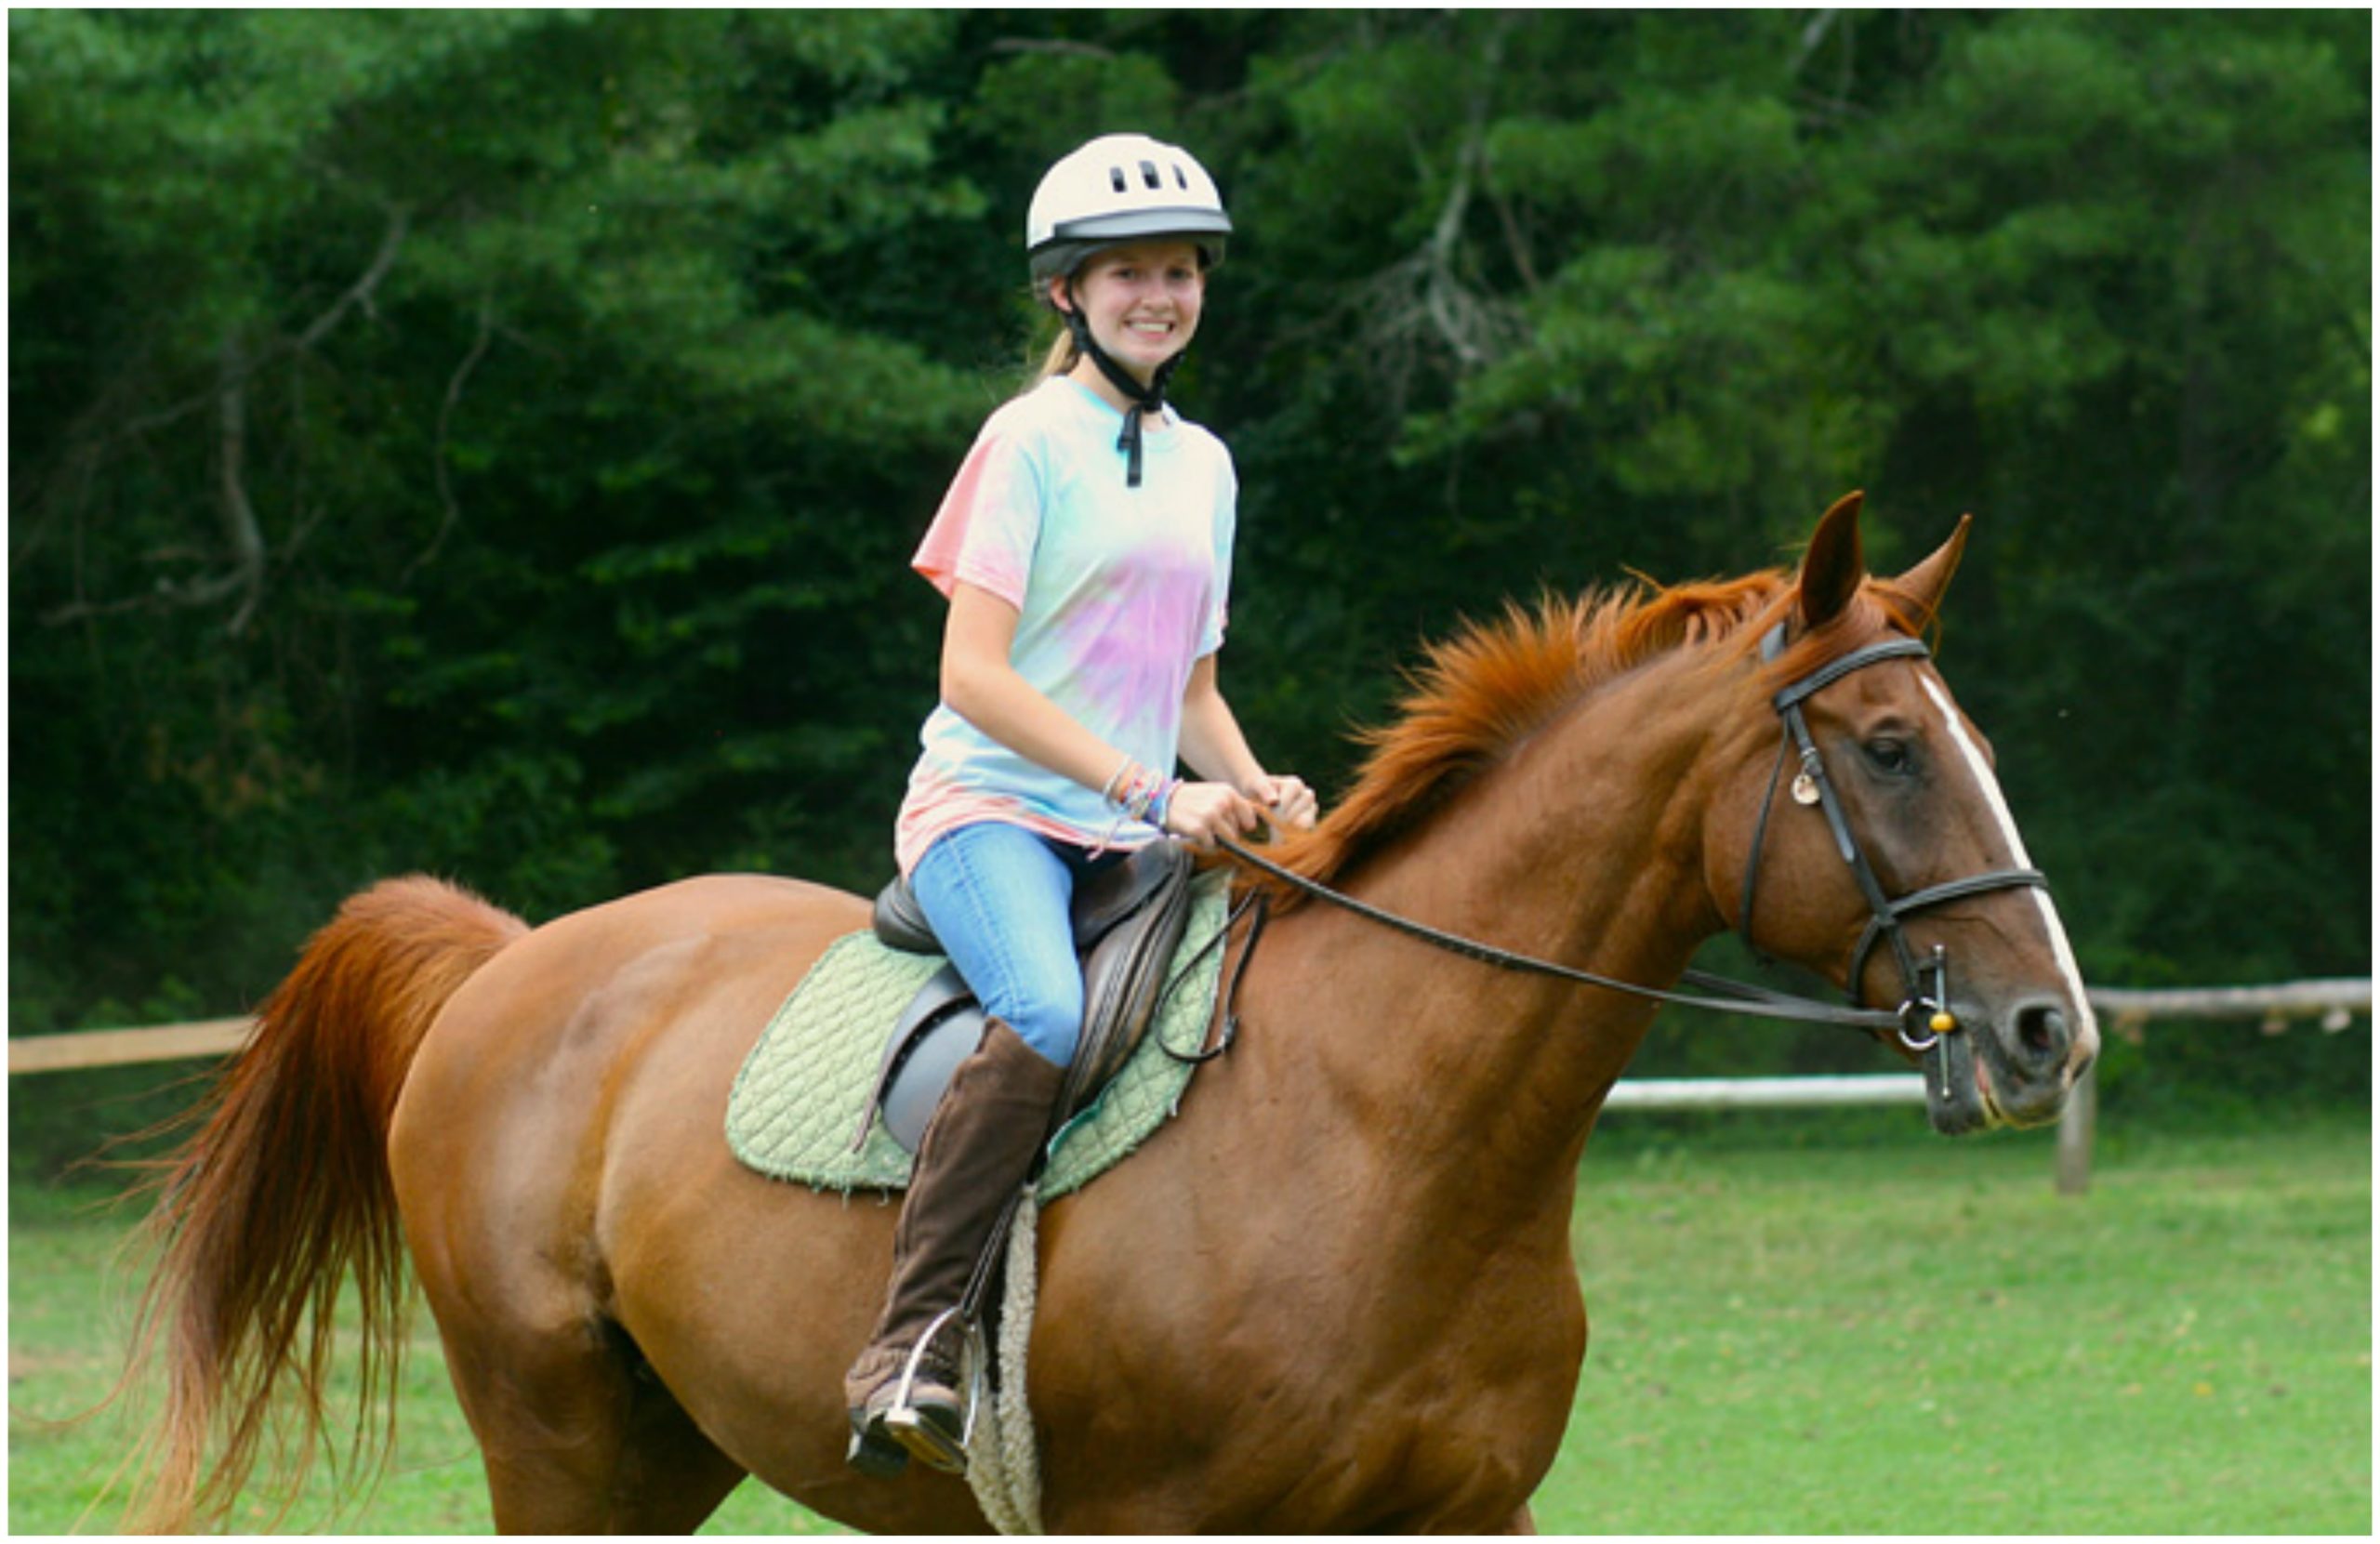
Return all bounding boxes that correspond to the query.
[1053,239,1206,402]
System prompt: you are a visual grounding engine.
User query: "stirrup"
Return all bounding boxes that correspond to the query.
[880,1305,985,1474]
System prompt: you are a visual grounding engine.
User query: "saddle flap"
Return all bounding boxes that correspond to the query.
[1064,858,1198,1115]
[853,962,980,1152]
[1067,842,1193,949]
[863,843,1201,1155]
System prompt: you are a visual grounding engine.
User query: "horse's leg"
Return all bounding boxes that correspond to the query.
[403,1127,750,1533]
[437,1316,747,1534]
[393,936,759,1534]
[1488,1503,1540,1534]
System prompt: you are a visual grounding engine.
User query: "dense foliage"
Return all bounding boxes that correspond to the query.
[10,13,2369,1107]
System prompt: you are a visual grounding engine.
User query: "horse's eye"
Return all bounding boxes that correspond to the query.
[1863,738,1913,776]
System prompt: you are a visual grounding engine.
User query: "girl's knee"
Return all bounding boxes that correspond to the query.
[1000,1000,1080,1069]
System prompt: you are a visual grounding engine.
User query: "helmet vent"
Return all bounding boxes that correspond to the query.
[1138,159,1160,189]
[1107,165,1127,193]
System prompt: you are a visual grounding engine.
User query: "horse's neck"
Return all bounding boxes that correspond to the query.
[1250,659,1729,1222]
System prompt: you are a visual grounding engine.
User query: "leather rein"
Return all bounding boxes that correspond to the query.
[1210,622,2049,1052]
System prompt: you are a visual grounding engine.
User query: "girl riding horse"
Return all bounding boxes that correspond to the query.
[846,132,1317,1475]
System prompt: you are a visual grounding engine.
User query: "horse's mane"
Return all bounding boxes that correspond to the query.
[1252,566,1930,904]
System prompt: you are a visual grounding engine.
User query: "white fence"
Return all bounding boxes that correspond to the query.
[2049,978,2370,1193]
[1607,979,2372,1193]
[9,980,2368,1194]
[1605,1074,1926,1111]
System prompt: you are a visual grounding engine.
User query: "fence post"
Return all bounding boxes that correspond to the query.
[2055,1059,2096,1196]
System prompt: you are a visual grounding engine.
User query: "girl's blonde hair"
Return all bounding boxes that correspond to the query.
[1024,269,1080,393]
[1032,323,1080,384]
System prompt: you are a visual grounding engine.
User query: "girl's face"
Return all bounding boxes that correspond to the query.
[1053,240,1206,387]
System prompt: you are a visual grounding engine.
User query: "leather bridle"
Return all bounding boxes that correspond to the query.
[1211,621,2050,1052]
[1736,622,2048,1049]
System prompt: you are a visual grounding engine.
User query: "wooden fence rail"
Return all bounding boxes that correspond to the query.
[11,981,2366,1195]
[2087,978,2370,1026]
[7,1017,255,1075]
[2052,978,2369,1194]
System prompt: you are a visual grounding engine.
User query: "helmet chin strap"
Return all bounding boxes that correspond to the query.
[1060,296,1183,489]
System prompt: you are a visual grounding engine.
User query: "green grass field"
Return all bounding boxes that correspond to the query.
[9,1115,2368,1534]
[1553,1116,2370,1533]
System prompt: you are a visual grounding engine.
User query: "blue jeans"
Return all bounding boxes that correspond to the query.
[909,823,1127,1070]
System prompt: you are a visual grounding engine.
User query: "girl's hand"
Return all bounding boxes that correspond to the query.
[1240,772,1319,833]
[1160,781,1263,847]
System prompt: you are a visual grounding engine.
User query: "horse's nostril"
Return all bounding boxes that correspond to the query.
[2014,1001,2068,1063]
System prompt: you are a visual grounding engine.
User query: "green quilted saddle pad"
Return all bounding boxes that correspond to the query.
[727,872,1228,1199]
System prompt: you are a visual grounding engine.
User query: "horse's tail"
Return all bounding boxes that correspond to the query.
[119,876,528,1533]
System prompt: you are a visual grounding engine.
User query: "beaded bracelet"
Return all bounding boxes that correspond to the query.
[1144,775,1182,830]
[1108,761,1155,818]
[1099,757,1136,806]
[1103,759,1182,829]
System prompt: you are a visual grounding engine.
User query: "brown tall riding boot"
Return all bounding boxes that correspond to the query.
[844,1019,1066,1477]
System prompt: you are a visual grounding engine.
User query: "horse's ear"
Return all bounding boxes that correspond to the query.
[1892,514,1973,627]
[1797,491,1867,630]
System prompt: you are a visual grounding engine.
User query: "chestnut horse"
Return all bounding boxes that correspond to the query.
[120,494,2096,1533]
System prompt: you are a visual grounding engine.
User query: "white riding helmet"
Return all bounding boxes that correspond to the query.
[1025,133,1231,285]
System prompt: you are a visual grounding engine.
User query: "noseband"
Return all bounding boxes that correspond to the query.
[1215,620,2048,1049]
[1738,622,2048,1049]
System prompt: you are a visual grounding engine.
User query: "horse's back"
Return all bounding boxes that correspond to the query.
[400,869,855,1088]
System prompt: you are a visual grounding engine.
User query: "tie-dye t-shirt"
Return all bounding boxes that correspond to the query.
[893,376,1236,875]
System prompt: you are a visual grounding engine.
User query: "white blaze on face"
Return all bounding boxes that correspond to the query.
[1919,675,2099,1045]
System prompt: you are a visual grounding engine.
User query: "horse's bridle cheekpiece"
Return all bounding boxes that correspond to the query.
[1739,621,2048,1051]
[1216,620,2049,1062]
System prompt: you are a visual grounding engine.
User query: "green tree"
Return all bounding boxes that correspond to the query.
[10,11,991,1026]
[10,9,2367,1090]
[1219,9,2371,989]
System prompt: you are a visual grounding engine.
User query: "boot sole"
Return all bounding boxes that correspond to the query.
[884,1401,969,1474]
[846,1412,912,1479]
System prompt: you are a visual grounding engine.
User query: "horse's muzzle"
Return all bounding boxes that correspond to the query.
[1924,991,2096,1135]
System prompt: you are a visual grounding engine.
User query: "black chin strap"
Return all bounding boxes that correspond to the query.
[1061,302,1182,489]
